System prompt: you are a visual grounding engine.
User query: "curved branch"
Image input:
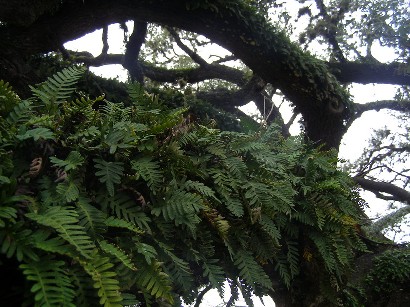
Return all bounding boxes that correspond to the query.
[167,27,208,66]
[354,177,410,204]
[0,0,352,148]
[347,100,410,127]
[355,100,410,115]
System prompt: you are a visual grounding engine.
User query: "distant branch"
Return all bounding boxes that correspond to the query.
[348,100,410,127]
[194,285,213,307]
[196,75,266,110]
[167,27,208,66]
[354,177,410,204]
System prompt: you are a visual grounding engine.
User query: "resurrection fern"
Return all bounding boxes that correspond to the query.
[81,254,123,307]
[0,69,369,306]
[26,206,96,259]
[30,66,86,109]
[20,257,76,307]
[94,158,124,197]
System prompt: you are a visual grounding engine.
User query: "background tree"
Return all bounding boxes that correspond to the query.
[0,0,409,306]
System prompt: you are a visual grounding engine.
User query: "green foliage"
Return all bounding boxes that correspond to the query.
[0,69,367,306]
[366,248,410,296]
[94,158,124,197]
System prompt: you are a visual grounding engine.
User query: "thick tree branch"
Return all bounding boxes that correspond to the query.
[328,61,410,86]
[0,0,352,148]
[354,177,410,204]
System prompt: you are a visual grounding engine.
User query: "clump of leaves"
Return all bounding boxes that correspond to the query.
[0,67,367,306]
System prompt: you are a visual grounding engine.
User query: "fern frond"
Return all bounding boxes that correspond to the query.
[81,254,123,307]
[0,206,17,227]
[98,240,136,271]
[94,158,124,197]
[20,257,76,307]
[26,206,95,259]
[76,196,107,236]
[286,241,300,278]
[136,242,158,265]
[6,100,32,124]
[50,151,84,171]
[56,180,80,203]
[184,180,219,202]
[275,255,292,288]
[202,258,226,294]
[16,127,55,141]
[31,230,77,257]
[233,250,272,290]
[151,189,203,223]
[104,216,144,234]
[101,192,151,232]
[135,260,173,303]
[259,215,281,245]
[223,156,247,179]
[0,80,20,116]
[0,222,39,261]
[156,241,194,294]
[131,157,164,193]
[30,66,85,106]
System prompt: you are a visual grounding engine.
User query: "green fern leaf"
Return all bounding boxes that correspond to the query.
[16,127,54,141]
[94,158,124,196]
[135,260,173,303]
[76,196,107,236]
[67,125,100,142]
[56,180,80,203]
[20,257,76,307]
[30,66,85,105]
[50,151,84,171]
[104,216,144,234]
[275,255,292,288]
[81,254,123,307]
[259,215,281,245]
[0,222,39,261]
[136,242,158,265]
[31,230,77,257]
[202,258,226,293]
[26,206,95,259]
[233,250,272,290]
[131,157,163,193]
[286,241,300,277]
[156,241,194,293]
[101,192,151,232]
[0,80,20,116]
[0,206,17,227]
[184,180,219,202]
[151,189,203,222]
[6,100,32,124]
[99,240,136,271]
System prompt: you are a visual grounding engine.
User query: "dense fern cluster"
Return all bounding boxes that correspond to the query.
[0,67,366,306]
